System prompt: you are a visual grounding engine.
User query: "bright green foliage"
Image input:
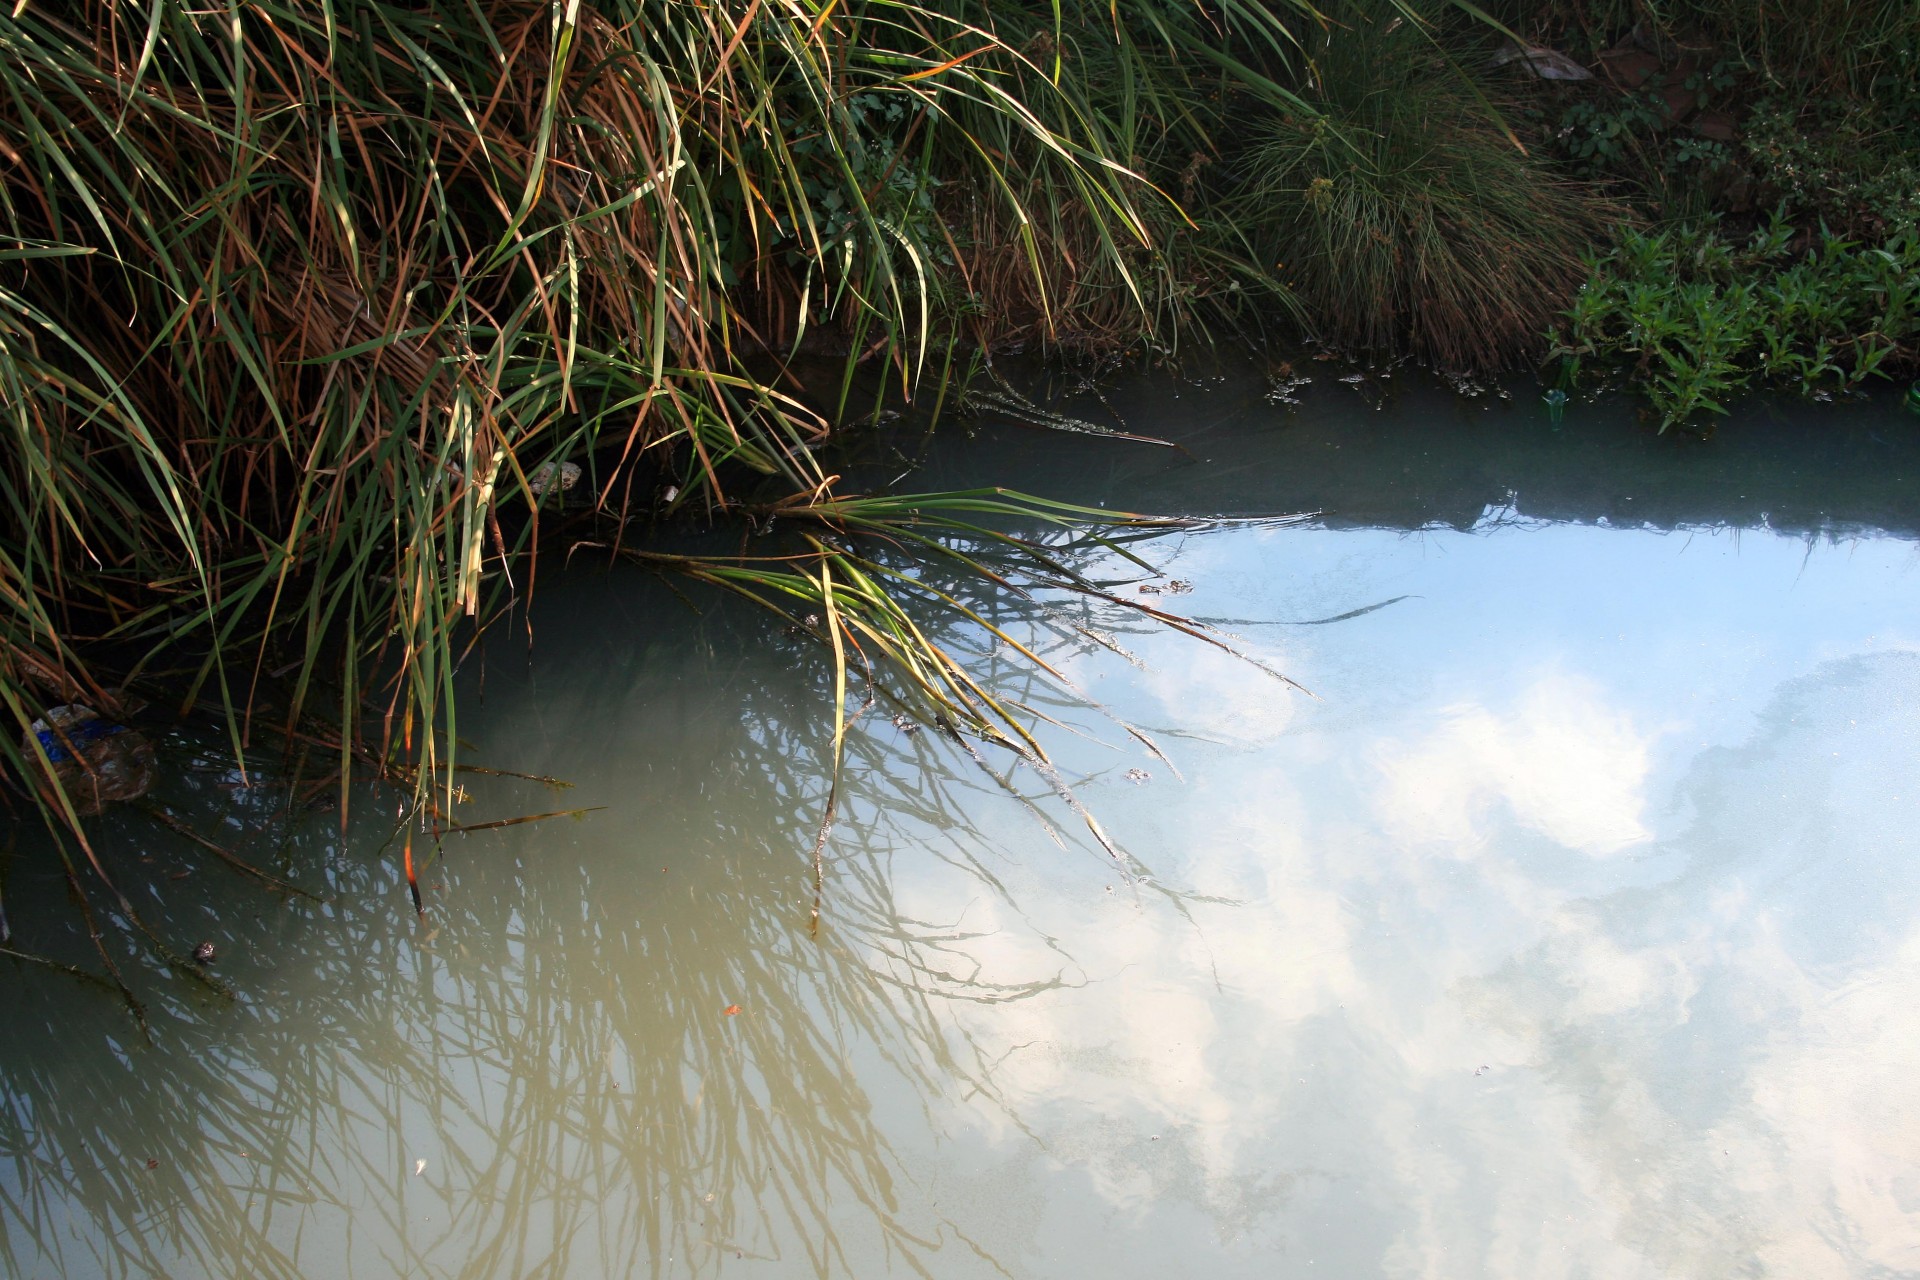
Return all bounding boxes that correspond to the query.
[1551,220,1920,428]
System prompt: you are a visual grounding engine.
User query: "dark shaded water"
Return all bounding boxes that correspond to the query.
[3,376,1918,1277]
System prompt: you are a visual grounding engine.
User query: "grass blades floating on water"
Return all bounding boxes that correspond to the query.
[610,490,1310,913]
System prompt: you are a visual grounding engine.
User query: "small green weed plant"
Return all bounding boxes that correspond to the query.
[1550,217,1920,428]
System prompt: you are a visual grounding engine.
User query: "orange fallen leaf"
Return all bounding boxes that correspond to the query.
[723,1004,741,1016]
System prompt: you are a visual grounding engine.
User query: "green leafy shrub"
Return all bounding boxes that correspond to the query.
[1554,94,1669,179]
[1550,218,1920,427]
[1550,59,1742,189]
[1741,97,1920,238]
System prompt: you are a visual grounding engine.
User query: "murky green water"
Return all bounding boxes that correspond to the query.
[5,377,1920,1278]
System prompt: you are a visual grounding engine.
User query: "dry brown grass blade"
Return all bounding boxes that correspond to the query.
[435,806,607,835]
[138,804,320,901]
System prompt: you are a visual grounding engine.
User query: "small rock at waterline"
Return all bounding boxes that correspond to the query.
[1486,43,1591,80]
[192,942,217,965]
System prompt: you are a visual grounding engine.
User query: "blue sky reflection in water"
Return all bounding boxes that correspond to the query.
[2,385,1919,1278]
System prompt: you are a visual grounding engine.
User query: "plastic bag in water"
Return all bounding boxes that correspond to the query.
[23,704,157,817]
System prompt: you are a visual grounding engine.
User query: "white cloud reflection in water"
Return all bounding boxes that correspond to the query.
[884,521,1920,1279]
[1372,672,1653,856]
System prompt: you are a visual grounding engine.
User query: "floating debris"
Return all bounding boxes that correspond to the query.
[527,460,581,497]
[23,704,156,816]
[1266,366,1314,406]
[1123,768,1151,785]
[1164,579,1194,596]
[191,941,217,965]
[968,387,1177,449]
[1543,387,1568,425]
[1445,371,1489,398]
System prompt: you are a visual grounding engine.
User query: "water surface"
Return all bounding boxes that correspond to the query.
[4,378,1919,1278]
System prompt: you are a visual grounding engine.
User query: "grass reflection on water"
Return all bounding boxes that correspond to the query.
[0,551,1202,1280]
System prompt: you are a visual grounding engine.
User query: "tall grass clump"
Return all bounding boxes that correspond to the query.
[3,0,1396,898]
[1232,0,1621,368]
[0,0,1227,842]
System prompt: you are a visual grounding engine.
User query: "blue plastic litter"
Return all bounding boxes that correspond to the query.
[35,717,129,764]
[1542,387,1568,426]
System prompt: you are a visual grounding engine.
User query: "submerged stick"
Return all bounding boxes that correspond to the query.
[140,805,319,900]
[808,781,837,940]
[809,557,851,940]
[62,871,147,1029]
[435,806,605,834]
[444,764,575,789]
[0,944,123,994]
[968,388,1182,451]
